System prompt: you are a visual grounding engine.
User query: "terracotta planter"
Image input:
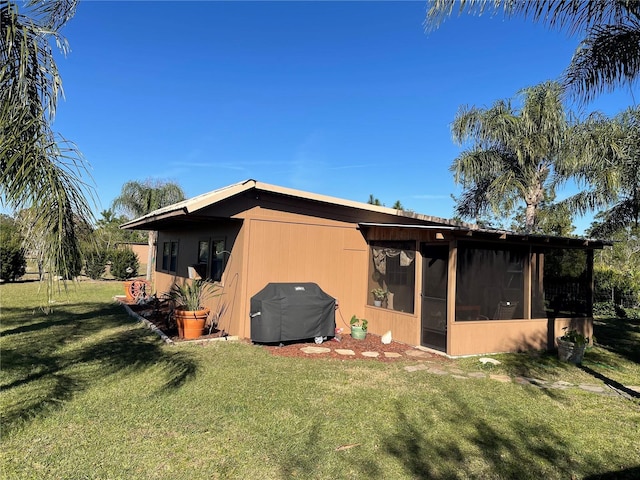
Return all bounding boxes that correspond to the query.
[175,308,210,339]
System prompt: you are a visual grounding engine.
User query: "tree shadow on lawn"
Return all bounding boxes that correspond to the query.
[593,316,640,365]
[382,397,605,480]
[1,302,198,434]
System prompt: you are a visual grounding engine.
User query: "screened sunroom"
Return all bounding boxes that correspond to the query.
[360,223,605,356]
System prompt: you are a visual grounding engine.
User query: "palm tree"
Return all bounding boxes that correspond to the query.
[425,0,640,103]
[1,0,93,290]
[559,106,640,237]
[112,179,186,281]
[367,194,382,206]
[449,81,567,233]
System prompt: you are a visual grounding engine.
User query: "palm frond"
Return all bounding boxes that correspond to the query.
[564,19,640,102]
[426,0,639,34]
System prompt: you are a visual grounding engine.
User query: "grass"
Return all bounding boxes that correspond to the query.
[2,281,640,479]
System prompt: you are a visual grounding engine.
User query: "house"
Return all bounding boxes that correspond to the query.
[121,179,607,356]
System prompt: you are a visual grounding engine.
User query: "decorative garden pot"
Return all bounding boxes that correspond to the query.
[557,337,586,364]
[350,326,367,340]
[124,280,149,302]
[175,308,210,339]
[374,300,382,307]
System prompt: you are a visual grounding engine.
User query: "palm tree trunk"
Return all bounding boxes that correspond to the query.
[524,203,537,233]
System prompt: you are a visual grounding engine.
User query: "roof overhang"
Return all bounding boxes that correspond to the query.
[359,223,462,231]
[121,179,473,231]
[358,222,611,249]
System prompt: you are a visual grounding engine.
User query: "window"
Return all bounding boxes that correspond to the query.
[455,242,526,321]
[211,239,226,281]
[198,241,209,265]
[532,248,589,318]
[368,241,415,314]
[196,238,226,282]
[162,241,178,274]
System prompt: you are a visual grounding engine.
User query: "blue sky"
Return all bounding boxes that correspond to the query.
[51,1,635,234]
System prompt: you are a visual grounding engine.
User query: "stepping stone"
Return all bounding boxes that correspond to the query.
[301,346,331,354]
[335,349,355,356]
[448,368,465,374]
[579,384,605,393]
[405,350,429,357]
[383,352,402,358]
[524,377,547,386]
[467,372,486,378]
[554,380,573,386]
[404,364,428,372]
[427,367,449,375]
[549,382,570,390]
[451,375,468,380]
[361,351,380,358]
[514,376,531,385]
[489,374,511,383]
[479,357,502,366]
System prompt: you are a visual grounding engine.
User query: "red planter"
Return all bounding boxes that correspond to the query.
[175,308,210,339]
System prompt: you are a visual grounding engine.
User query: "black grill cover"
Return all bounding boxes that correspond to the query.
[250,283,336,343]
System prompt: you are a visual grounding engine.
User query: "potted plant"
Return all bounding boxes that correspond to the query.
[557,327,589,364]
[167,280,219,339]
[349,315,368,340]
[371,288,388,307]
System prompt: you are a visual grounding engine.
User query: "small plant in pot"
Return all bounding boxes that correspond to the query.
[371,288,388,307]
[167,280,219,339]
[557,327,589,364]
[349,315,368,340]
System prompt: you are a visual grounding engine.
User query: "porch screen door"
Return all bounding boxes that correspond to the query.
[421,244,449,352]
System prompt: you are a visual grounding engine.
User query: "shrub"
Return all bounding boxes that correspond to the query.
[594,266,639,307]
[85,249,109,280]
[0,244,26,281]
[109,249,139,280]
[593,302,616,318]
[60,252,84,280]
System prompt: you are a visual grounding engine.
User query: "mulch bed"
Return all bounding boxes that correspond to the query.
[123,298,442,361]
[258,333,444,362]
[124,300,228,342]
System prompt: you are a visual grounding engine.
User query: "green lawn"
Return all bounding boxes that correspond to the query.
[1,282,639,479]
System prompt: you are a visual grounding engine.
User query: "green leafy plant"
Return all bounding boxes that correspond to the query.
[371,288,388,301]
[84,249,108,280]
[167,280,220,311]
[0,244,26,282]
[109,249,139,280]
[349,315,368,331]
[559,328,589,347]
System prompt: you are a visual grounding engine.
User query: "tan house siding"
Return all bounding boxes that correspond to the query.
[243,214,368,337]
[447,318,592,356]
[154,222,245,337]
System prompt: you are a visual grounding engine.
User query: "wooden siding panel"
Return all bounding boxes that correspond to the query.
[363,307,420,345]
[448,317,593,356]
[245,218,368,336]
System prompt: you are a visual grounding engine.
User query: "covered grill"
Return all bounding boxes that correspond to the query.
[250,283,336,343]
